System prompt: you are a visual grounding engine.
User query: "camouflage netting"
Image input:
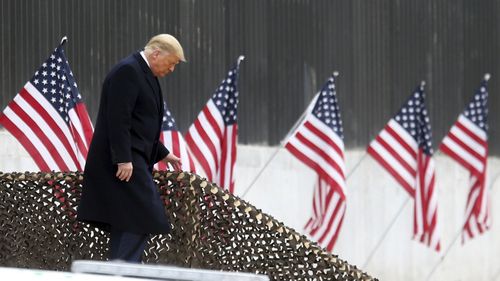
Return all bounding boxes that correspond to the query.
[0,171,376,281]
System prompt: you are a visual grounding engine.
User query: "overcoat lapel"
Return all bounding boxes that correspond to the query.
[155,78,164,124]
[133,52,162,114]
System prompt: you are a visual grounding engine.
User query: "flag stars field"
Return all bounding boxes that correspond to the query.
[185,57,243,193]
[0,40,93,172]
[285,73,347,251]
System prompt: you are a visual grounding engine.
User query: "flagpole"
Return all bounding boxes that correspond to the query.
[60,36,68,45]
[362,80,427,268]
[362,197,411,268]
[240,71,338,199]
[239,98,311,199]
[425,169,500,281]
[424,73,492,280]
[236,55,245,68]
[425,215,480,281]
[240,122,371,199]
[346,153,368,179]
[335,80,432,263]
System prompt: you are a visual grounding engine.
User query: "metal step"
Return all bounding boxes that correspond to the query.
[71,260,270,281]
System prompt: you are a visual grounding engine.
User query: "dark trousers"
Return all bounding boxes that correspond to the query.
[109,228,148,262]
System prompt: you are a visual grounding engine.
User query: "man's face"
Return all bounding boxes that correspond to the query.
[150,50,180,77]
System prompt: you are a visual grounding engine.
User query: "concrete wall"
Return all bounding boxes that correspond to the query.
[1,129,499,280]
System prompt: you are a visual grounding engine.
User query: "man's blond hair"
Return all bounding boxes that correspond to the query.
[144,34,186,62]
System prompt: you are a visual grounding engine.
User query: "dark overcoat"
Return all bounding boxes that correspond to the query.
[77,52,171,234]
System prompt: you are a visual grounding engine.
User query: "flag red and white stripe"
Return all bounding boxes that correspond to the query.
[157,131,196,172]
[440,75,490,242]
[154,103,196,172]
[303,176,346,250]
[367,84,440,251]
[186,57,243,193]
[285,74,346,251]
[0,41,93,171]
[367,119,418,196]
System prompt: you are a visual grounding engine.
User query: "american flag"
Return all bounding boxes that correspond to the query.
[367,84,440,251]
[440,75,490,243]
[285,74,346,251]
[0,39,93,171]
[155,102,196,172]
[185,56,244,193]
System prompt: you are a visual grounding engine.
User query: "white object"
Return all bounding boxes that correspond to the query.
[0,266,146,280]
[71,260,270,281]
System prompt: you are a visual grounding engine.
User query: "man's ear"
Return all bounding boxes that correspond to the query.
[151,49,160,60]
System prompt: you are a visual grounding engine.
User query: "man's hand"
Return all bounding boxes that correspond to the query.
[116,162,133,182]
[162,153,182,171]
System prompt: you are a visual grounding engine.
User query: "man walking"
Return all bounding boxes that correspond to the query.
[78,34,185,262]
